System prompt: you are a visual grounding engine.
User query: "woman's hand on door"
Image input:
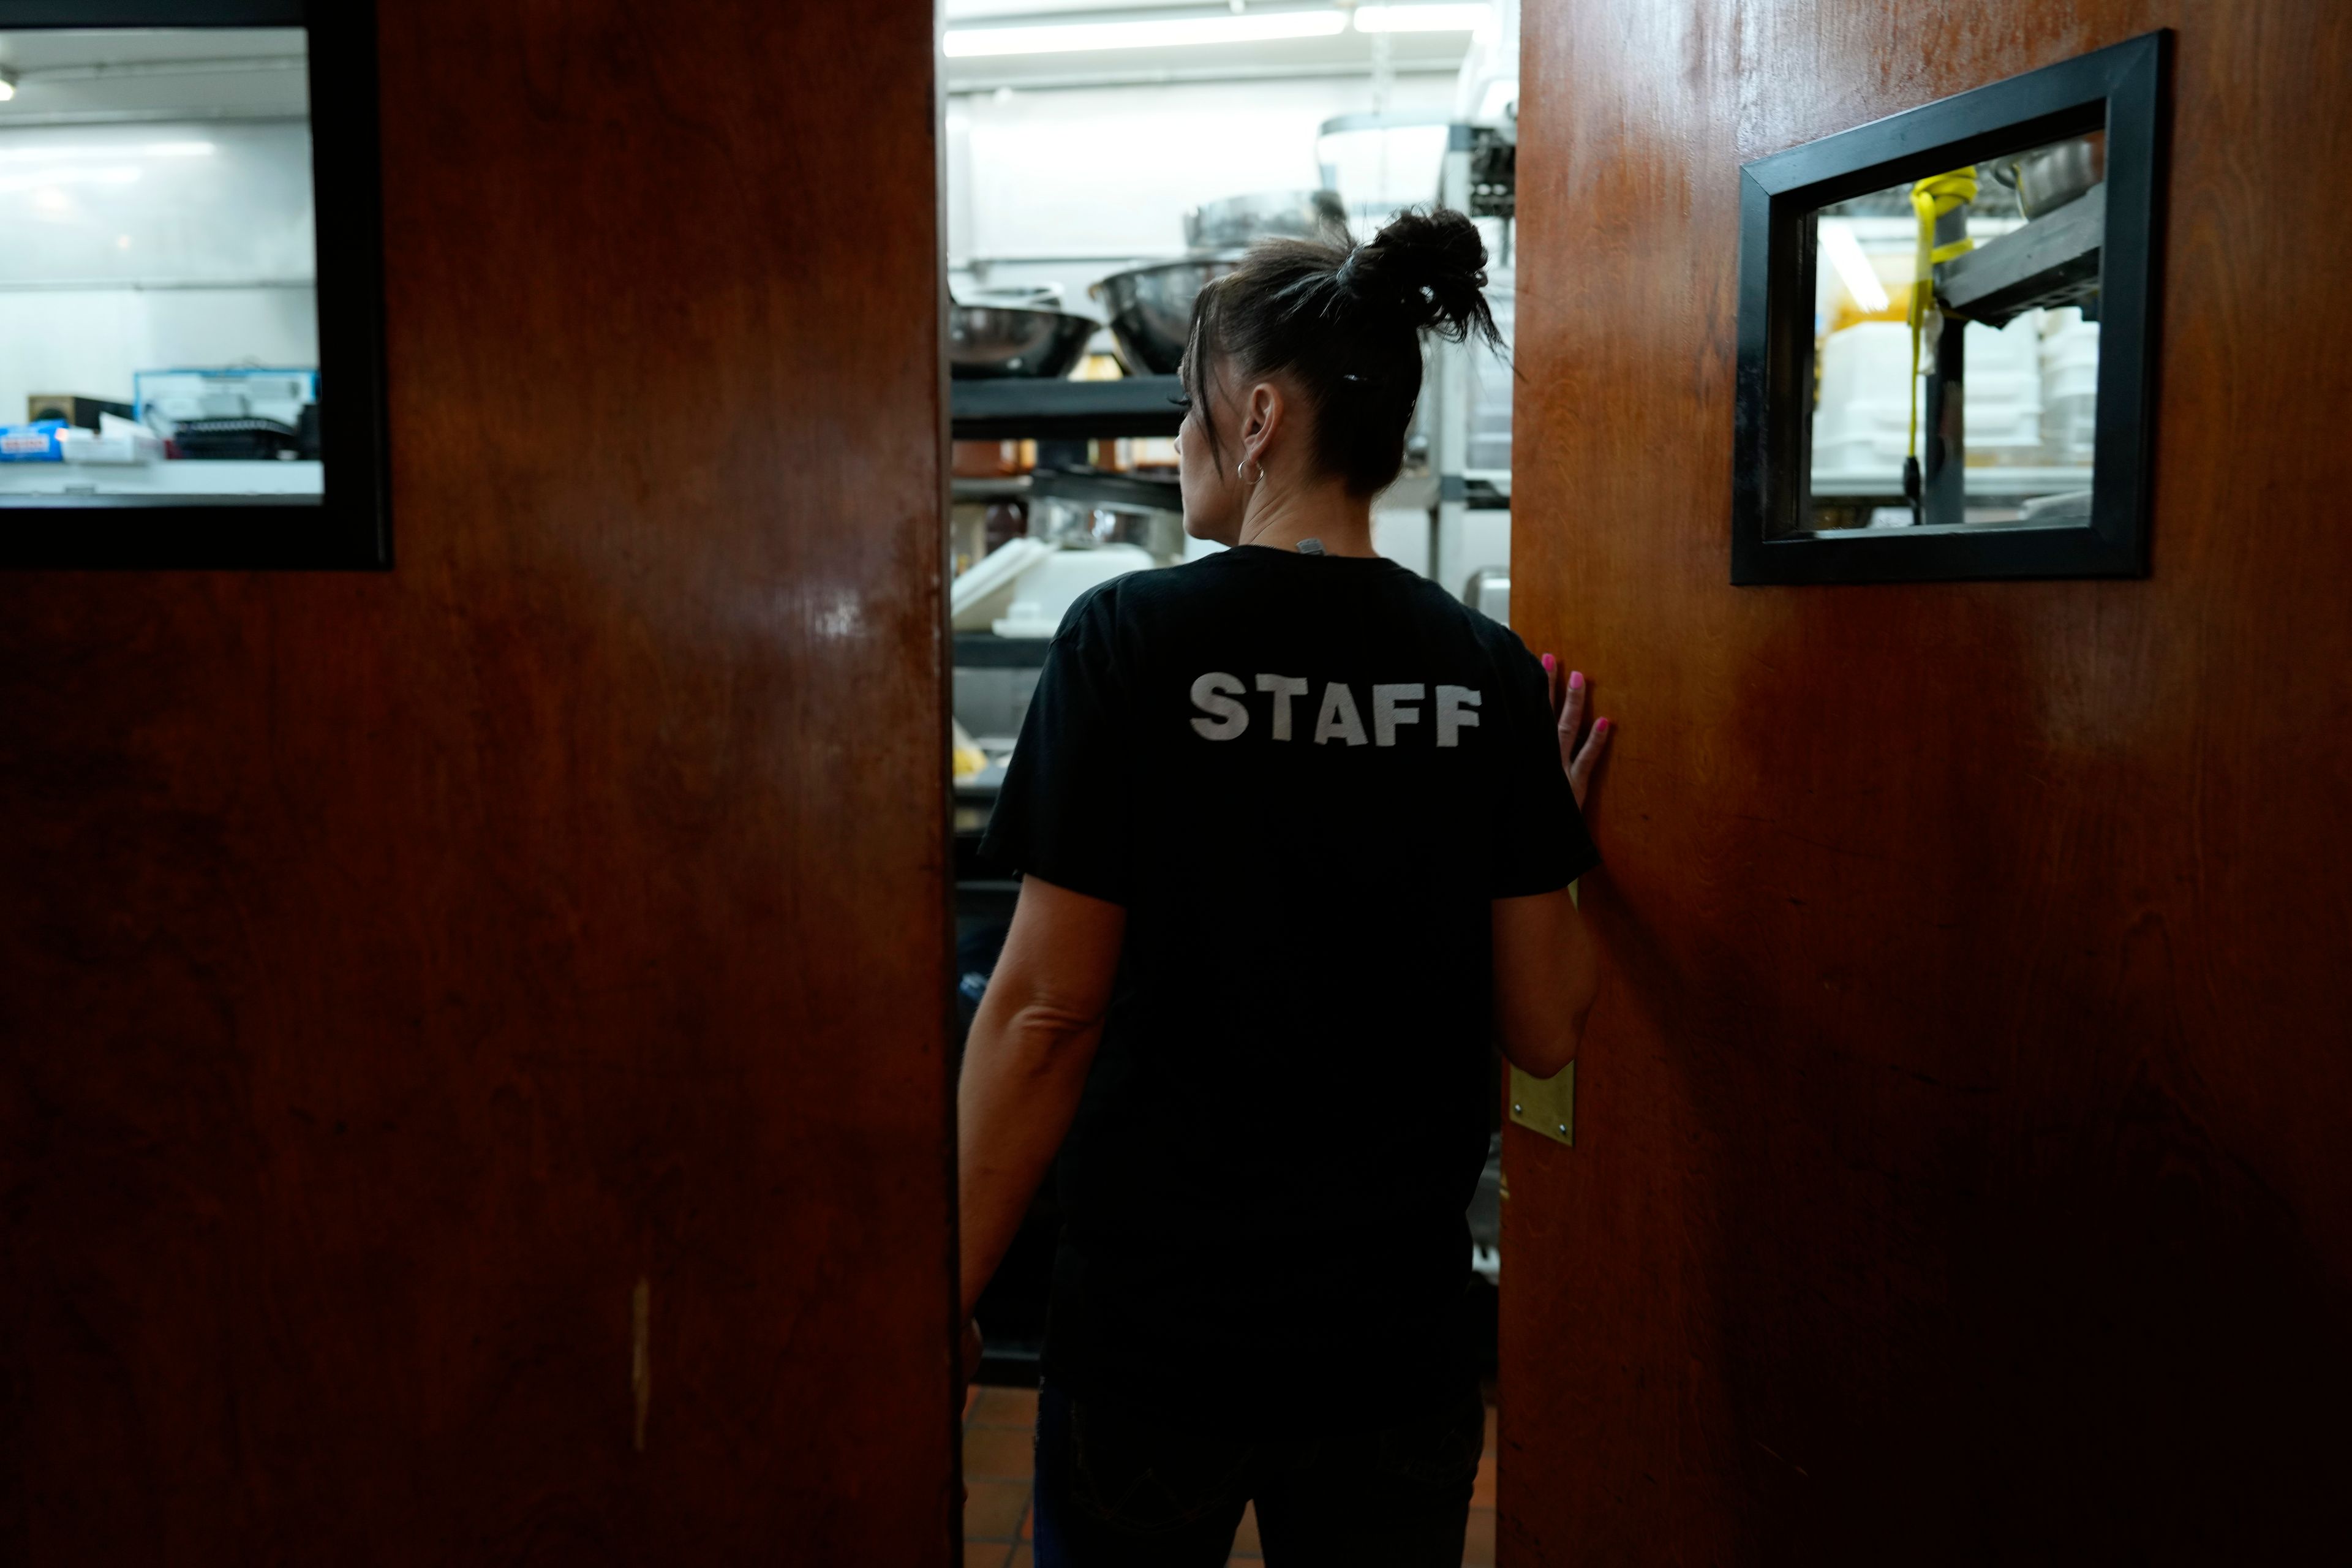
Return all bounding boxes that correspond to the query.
[1541,654,1611,809]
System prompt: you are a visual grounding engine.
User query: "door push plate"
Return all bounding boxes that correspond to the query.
[1509,1060,1575,1147]
[1506,877,1577,1147]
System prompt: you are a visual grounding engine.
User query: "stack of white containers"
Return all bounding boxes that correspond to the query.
[1811,315,2048,474]
[1813,309,2103,475]
[1811,322,1914,475]
[2039,307,2101,464]
[1463,271,1515,473]
[1964,316,2046,461]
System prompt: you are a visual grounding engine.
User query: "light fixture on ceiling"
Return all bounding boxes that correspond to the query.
[1352,3,1491,31]
[0,140,216,166]
[1819,219,1891,313]
[944,10,1349,59]
[0,67,20,103]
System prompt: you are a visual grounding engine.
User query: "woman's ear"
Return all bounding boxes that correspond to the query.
[1242,380,1284,464]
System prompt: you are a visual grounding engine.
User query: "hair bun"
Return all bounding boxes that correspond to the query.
[1338,208,1500,349]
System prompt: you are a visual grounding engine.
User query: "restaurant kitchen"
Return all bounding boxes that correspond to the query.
[937,1,1526,1385]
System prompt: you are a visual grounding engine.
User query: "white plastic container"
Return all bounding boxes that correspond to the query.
[57,412,164,466]
[950,537,1052,632]
[1463,275,1515,472]
[1963,314,2045,463]
[2040,309,2101,465]
[990,545,1153,638]
[1811,321,1913,473]
[1811,315,2046,474]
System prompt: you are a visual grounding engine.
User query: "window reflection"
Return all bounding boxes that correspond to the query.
[0,28,320,506]
[1800,133,2103,534]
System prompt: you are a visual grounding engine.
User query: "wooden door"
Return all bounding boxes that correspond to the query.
[1504,1,2352,1560]
[0,1,955,1560]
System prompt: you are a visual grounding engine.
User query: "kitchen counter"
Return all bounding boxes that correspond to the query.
[0,459,324,499]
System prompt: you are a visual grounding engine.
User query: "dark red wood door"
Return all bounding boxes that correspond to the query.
[1504,1,2352,1561]
[0,2,955,1561]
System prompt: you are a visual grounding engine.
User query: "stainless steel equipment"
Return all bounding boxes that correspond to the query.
[1988,138,2101,217]
[1029,467,1186,564]
[1090,257,1240,375]
[962,283,1064,308]
[1462,566,1512,625]
[1182,189,1348,251]
[947,305,1099,380]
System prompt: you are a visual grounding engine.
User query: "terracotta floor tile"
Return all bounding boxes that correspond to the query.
[963,1480,1030,1541]
[964,1423,1034,1482]
[1471,1449,1497,1508]
[1462,1505,1496,1568]
[1476,1401,1501,1506]
[971,1386,1040,1429]
[1008,1547,1031,1568]
[964,1543,1011,1568]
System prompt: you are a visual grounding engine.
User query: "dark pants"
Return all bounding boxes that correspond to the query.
[1032,1379,1485,1567]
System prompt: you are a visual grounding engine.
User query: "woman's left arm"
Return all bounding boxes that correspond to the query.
[958,873,1127,1328]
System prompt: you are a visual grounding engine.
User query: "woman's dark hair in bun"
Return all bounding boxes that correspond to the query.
[1180,205,1501,497]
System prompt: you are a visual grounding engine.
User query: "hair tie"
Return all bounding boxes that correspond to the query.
[1333,247,1362,291]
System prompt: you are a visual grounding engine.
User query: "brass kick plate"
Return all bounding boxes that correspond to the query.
[1506,878,1578,1147]
[1509,1060,1575,1147]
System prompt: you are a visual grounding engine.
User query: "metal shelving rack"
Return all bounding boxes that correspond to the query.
[946,377,1186,890]
[1428,123,1517,603]
[949,379,1193,1386]
[949,374,1185,443]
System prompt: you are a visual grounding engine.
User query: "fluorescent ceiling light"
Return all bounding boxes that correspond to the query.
[1353,4,1491,31]
[945,11,1349,58]
[1819,219,1890,312]
[0,165,142,196]
[0,141,216,165]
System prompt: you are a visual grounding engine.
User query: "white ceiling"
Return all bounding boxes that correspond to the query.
[941,3,1481,92]
[0,12,1478,119]
[0,29,307,124]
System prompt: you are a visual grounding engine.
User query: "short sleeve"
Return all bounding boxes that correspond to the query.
[1487,647,1600,898]
[979,588,1133,905]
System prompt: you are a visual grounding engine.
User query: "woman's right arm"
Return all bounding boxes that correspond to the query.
[1490,662,1610,1079]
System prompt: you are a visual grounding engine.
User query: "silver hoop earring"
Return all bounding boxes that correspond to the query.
[1237,458,1262,485]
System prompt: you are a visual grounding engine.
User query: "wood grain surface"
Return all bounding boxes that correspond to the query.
[0,2,954,1561]
[1504,2,2352,1560]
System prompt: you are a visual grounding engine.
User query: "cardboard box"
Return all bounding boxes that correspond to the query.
[26,394,134,431]
[0,421,68,462]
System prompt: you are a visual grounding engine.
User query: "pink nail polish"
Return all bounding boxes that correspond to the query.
[1568,670,1584,691]
[1594,717,1610,733]
[1540,653,1556,673]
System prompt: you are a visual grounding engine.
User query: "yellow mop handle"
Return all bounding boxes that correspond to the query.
[1907,168,1978,463]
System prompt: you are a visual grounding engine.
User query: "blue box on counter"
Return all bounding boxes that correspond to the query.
[0,420,68,462]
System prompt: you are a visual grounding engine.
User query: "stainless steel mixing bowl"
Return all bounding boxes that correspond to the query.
[1089,256,1243,376]
[1182,189,1349,251]
[1989,139,2101,218]
[946,305,1100,380]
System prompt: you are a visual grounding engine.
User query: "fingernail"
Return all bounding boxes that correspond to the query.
[1594,717,1611,733]
[1568,670,1584,691]
[1540,653,1556,673]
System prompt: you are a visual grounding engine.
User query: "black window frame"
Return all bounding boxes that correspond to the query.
[0,0,389,570]
[1730,31,2171,586]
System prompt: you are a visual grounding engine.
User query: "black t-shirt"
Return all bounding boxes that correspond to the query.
[980,543,1599,1425]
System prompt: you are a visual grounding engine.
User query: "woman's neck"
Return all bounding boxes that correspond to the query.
[1234,480,1378,557]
